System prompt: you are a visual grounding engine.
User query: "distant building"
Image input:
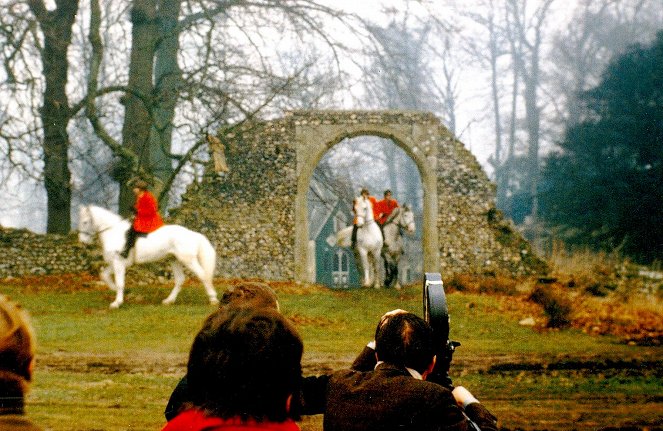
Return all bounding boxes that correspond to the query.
[308,179,359,288]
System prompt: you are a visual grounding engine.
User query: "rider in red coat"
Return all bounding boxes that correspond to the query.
[374,189,399,226]
[120,178,164,258]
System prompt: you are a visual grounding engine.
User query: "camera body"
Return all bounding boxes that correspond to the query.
[423,272,460,389]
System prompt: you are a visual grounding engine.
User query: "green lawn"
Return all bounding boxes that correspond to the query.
[1,280,660,430]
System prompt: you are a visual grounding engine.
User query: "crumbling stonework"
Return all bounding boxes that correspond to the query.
[0,227,94,277]
[0,110,546,281]
[0,227,187,283]
[172,110,547,281]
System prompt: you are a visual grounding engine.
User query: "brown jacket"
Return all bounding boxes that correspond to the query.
[323,363,498,431]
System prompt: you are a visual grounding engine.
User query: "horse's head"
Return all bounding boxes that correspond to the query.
[400,205,416,234]
[78,205,95,244]
[354,196,374,226]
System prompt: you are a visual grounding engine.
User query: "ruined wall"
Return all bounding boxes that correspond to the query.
[171,118,298,278]
[435,135,544,275]
[0,110,545,281]
[0,227,94,277]
[173,110,547,280]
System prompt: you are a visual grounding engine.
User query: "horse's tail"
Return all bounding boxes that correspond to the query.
[331,226,353,248]
[197,234,217,282]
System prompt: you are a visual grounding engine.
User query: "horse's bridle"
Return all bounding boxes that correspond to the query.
[384,207,414,233]
[79,206,112,239]
[355,197,376,227]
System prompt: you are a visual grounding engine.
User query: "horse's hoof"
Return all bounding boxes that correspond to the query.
[209,297,219,305]
[162,298,175,305]
[109,302,122,309]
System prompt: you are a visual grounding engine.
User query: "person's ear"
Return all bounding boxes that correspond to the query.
[422,355,436,381]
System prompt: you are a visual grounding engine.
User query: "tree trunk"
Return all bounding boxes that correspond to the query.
[150,0,182,209]
[119,0,159,215]
[523,36,542,230]
[29,0,79,234]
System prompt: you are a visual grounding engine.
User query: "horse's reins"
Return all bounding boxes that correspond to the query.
[384,208,412,235]
[81,206,113,238]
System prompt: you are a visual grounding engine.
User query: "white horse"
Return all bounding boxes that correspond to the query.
[329,196,383,289]
[381,205,416,289]
[78,205,219,309]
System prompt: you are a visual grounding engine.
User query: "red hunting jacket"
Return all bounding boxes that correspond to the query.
[133,191,164,233]
[374,198,399,225]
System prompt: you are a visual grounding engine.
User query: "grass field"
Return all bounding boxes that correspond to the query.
[2,275,661,431]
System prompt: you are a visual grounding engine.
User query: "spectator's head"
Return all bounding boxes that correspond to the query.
[187,307,303,422]
[0,295,36,390]
[375,312,435,374]
[220,282,279,312]
[360,188,369,197]
[383,190,392,199]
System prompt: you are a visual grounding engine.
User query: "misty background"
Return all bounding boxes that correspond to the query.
[1,0,662,265]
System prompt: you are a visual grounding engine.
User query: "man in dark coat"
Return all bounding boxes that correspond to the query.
[323,312,498,431]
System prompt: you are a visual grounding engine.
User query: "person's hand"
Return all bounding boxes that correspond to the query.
[451,386,479,408]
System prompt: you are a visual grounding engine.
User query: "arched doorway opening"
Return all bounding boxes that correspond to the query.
[307,135,423,287]
[294,120,439,283]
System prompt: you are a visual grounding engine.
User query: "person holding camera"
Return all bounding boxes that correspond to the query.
[323,312,497,431]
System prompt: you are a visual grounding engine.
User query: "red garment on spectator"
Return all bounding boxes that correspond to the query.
[162,409,300,431]
[374,198,399,225]
[133,191,164,233]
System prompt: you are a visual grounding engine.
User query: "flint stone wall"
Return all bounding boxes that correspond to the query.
[0,110,546,281]
[0,227,94,277]
[0,227,183,283]
[172,110,547,281]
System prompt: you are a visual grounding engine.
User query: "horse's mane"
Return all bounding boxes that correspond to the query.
[87,205,126,225]
[355,196,375,221]
[384,207,401,224]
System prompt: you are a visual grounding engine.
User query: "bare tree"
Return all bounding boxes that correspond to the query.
[549,0,663,128]
[463,0,511,206]
[1,0,357,229]
[25,0,80,233]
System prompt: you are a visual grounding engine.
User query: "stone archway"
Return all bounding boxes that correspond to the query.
[173,110,546,283]
[292,112,442,281]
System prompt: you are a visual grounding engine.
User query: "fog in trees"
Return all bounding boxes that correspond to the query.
[1,0,662,264]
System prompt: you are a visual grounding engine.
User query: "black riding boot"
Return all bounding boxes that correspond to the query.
[351,225,358,248]
[120,228,138,258]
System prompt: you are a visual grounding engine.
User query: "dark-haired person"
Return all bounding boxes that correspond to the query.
[162,307,304,431]
[120,178,164,259]
[323,312,498,431]
[164,282,280,421]
[0,295,42,431]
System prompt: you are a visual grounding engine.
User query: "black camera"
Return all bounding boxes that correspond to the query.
[423,272,460,389]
